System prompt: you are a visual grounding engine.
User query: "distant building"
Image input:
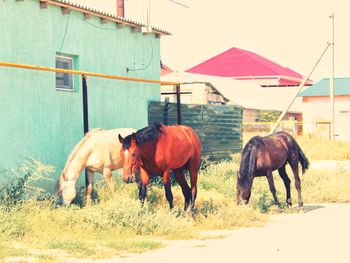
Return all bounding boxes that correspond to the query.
[161,72,303,134]
[186,47,312,87]
[160,61,173,76]
[300,78,350,141]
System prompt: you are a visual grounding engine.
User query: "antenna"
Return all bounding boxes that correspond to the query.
[141,0,152,33]
[143,0,189,33]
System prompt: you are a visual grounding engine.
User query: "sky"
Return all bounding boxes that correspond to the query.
[70,0,350,82]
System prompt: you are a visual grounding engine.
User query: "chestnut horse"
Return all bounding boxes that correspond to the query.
[57,128,136,205]
[118,123,201,212]
[236,131,309,207]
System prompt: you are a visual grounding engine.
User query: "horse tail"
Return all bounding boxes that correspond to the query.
[296,142,310,174]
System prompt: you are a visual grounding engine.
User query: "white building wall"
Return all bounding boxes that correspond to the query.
[302,98,350,141]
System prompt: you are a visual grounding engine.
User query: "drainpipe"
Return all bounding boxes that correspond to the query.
[117,0,125,17]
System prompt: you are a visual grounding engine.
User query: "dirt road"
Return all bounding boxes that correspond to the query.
[78,203,350,263]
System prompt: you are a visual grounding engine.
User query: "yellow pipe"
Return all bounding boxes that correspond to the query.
[0,61,179,86]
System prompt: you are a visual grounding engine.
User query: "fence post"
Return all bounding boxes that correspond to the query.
[176,84,181,125]
[82,75,89,190]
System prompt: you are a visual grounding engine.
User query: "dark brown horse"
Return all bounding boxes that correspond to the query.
[118,123,201,212]
[236,131,309,207]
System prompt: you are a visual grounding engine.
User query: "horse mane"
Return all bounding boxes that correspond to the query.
[63,128,102,173]
[238,136,266,187]
[122,122,163,149]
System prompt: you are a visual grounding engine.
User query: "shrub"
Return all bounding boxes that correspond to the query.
[0,158,55,207]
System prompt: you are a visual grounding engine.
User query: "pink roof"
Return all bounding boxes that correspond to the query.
[160,62,173,76]
[186,47,312,86]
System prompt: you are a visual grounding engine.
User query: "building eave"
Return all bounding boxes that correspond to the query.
[39,0,171,36]
[232,75,312,85]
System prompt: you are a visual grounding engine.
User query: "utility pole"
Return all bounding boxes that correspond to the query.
[269,43,331,134]
[329,13,335,141]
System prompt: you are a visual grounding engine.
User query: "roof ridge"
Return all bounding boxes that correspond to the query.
[186,47,237,72]
[186,46,306,84]
[237,48,301,77]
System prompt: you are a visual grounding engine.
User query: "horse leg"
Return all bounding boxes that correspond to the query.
[173,169,191,211]
[289,160,303,208]
[266,169,280,207]
[138,167,149,207]
[137,182,147,207]
[103,167,114,193]
[162,170,174,209]
[278,165,292,207]
[188,159,200,212]
[86,170,94,206]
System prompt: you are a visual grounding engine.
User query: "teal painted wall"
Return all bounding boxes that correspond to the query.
[0,0,161,189]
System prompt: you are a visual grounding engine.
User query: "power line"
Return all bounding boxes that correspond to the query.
[72,12,154,73]
[126,36,154,72]
[58,12,71,55]
[169,0,189,8]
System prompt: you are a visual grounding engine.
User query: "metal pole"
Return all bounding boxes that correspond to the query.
[270,43,331,134]
[82,75,89,189]
[82,75,89,134]
[330,13,335,141]
[176,84,182,124]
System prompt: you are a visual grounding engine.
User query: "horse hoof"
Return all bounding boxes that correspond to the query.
[184,208,195,218]
[297,206,305,213]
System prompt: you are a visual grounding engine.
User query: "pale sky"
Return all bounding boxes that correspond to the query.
[71,0,350,82]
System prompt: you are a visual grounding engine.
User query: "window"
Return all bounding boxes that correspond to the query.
[56,55,73,91]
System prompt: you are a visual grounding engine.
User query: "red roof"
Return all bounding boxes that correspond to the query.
[160,62,173,76]
[186,47,312,86]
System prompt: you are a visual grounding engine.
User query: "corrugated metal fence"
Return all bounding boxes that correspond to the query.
[148,102,243,161]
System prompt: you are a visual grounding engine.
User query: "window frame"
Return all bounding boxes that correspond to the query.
[55,55,74,91]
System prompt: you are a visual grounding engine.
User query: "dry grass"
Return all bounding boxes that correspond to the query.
[1,133,349,261]
[244,132,350,160]
[296,134,350,160]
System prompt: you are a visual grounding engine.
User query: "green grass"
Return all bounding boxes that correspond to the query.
[105,239,164,253]
[0,134,349,261]
[0,244,29,258]
[48,241,96,257]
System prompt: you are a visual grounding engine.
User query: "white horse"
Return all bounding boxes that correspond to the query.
[57,128,136,205]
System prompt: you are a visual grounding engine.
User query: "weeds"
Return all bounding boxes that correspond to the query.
[0,133,350,261]
[244,132,350,160]
[0,158,54,207]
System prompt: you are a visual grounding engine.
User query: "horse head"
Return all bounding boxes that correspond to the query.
[119,133,141,184]
[57,171,77,205]
[236,171,252,205]
[236,136,263,205]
